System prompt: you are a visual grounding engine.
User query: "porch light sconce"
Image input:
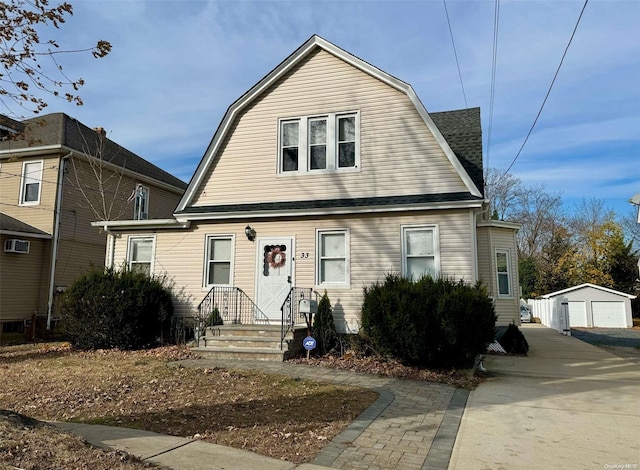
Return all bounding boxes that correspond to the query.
[245,225,256,242]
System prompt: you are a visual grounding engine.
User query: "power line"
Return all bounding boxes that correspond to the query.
[500,0,589,179]
[443,0,468,108]
[485,0,500,179]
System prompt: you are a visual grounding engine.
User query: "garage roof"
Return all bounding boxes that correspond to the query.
[541,283,636,299]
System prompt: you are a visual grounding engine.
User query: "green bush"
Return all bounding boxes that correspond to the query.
[360,274,496,369]
[312,291,337,355]
[499,323,529,355]
[58,267,173,350]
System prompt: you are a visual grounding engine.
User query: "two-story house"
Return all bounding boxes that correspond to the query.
[0,113,187,337]
[94,36,520,357]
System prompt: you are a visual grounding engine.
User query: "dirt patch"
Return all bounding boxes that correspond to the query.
[0,343,377,465]
[289,353,481,389]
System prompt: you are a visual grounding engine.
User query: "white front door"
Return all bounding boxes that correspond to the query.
[256,237,294,322]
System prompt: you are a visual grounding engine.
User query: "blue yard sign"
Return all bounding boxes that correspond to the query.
[303,336,316,351]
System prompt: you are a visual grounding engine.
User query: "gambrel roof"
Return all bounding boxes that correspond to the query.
[175,35,483,216]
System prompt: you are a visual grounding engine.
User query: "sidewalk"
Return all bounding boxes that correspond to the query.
[55,357,465,470]
[448,324,640,469]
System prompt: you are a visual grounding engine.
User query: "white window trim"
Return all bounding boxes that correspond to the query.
[203,234,235,288]
[278,111,360,175]
[315,228,350,288]
[495,248,513,298]
[19,160,44,206]
[133,185,150,220]
[401,224,441,279]
[126,235,156,274]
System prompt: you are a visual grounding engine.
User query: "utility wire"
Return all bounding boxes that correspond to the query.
[500,0,589,179]
[443,0,468,108]
[485,0,500,179]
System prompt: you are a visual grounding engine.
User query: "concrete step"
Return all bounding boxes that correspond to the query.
[202,335,284,349]
[191,346,286,362]
[205,325,285,337]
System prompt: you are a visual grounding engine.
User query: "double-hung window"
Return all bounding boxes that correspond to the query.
[133,185,149,220]
[495,249,512,297]
[20,160,43,205]
[402,225,440,279]
[316,229,349,287]
[279,111,359,174]
[127,237,154,275]
[204,235,234,286]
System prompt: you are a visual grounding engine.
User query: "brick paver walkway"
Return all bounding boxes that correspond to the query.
[176,358,468,470]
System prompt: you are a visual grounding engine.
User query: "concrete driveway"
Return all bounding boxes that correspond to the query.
[448,324,640,470]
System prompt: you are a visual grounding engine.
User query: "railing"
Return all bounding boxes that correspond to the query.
[197,286,270,339]
[280,287,315,350]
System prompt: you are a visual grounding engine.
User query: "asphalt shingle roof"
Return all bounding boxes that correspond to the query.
[0,212,50,236]
[430,107,484,195]
[0,113,187,190]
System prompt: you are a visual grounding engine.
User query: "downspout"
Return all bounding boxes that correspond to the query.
[46,152,72,330]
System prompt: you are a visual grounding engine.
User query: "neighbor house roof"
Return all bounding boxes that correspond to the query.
[541,283,637,300]
[0,212,51,238]
[176,35,483,213]
[0,113,187,191]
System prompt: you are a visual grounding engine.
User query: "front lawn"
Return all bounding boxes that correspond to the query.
[0,343,378,465]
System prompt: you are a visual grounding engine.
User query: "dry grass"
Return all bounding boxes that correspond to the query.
[0,343,378,466]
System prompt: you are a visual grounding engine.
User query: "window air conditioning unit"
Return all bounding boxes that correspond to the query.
[4,239,30,254]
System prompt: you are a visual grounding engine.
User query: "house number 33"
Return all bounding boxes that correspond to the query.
[299,252,310,259]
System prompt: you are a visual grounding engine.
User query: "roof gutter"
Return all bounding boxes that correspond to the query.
[91,218,191,232]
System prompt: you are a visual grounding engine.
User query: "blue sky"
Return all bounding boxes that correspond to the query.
[24,0,640,219]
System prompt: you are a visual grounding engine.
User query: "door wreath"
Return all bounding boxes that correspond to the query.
[267,246,286,269]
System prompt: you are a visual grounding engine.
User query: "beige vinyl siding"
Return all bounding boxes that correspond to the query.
[112,209,474,332]
[192,49,467,207]
[477,224,519,326]
[0,155,59,234]
[0,235,50,322]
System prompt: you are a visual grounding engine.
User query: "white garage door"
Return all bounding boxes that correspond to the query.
[567,301,588,327]
[591,301,626,328]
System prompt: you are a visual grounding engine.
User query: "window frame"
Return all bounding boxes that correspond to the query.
[495,248,513,298]
[126,236,155,275]
[203,234,235,288]
[19,160,44,206]
[278,111,360,175]
[133,185,150,220]
[315,228,350,288]
[401,224,441,279]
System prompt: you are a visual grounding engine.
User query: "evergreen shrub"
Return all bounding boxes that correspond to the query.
[499,323,529,355]
[360,274,496,369]
[58,267,173,350]
[312,291,337,355]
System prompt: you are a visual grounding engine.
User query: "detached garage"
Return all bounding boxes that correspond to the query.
[542,283,636,328]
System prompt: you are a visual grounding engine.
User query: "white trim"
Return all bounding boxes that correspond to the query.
[470,209,478,283]
[18,159,43,205]
[126,235,156,275]
[176,199,484,222]
[495,248,514,298]
[0,230,51,239]
[133,185,150,220]
[477,220,522,230]
[315,228,351,288]
[401,224,441,279]
[176,35,480,213]
[0,144,64,158]
[203,234,235,288]
[91,219,191,231]
[542,283,637,300]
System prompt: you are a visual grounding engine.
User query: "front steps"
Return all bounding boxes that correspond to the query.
[192,324,306,361]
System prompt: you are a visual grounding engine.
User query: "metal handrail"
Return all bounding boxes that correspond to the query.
[197,286,270,337]
[280,287,314,349]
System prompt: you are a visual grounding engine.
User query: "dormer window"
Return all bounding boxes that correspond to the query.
[279,111,359,174]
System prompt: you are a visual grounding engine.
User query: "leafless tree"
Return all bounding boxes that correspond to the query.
[0,0,111,116]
